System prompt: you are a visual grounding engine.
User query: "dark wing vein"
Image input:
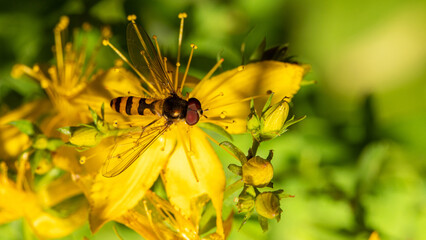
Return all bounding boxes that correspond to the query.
[102,120,172,177]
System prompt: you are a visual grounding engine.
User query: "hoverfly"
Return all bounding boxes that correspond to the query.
[103,15,203,177]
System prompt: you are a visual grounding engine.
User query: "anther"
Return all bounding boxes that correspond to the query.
[178,12,188,19]
[127,15,137,21]
[237,65,245,71]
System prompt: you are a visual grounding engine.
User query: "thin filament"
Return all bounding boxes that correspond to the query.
[179,44,197,93]
[174,13,187,92]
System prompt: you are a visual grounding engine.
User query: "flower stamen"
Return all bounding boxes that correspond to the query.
[102,39,154,97]
[201,58,224,82]
[54,16,69,86]
[180,44,197,94]
[175,12,187,92]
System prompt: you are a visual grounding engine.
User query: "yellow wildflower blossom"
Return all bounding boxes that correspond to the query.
[87,13,306,238]
[0,157,88,238]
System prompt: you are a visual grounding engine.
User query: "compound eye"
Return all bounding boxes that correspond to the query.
[186,98,202,125]
[187,98,201,111]
[185,109,199,125]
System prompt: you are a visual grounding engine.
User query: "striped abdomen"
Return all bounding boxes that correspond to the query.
[110,97,161,116]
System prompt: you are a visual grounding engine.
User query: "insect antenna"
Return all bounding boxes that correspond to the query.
[102,39,154,97]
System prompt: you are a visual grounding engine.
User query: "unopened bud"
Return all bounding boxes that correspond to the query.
[34,157,53,174]
[255,192,282,219]
[237,192,255,213]
[69,127,102,147]
[242,156,273,187]
[260,99,289,141]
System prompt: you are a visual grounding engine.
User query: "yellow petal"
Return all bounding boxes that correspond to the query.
[0,100,51,159]
[163,124,225,236]
[89,130,177,233]
[37,173,83,207]
[191,61,306,134]
[118,190,199,240]
[27,200,88,239]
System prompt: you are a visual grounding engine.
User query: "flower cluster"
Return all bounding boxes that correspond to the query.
[0,13,308,239]
[224,95,304,231]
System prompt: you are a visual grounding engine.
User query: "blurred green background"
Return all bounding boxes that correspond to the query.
[1,0,426,239]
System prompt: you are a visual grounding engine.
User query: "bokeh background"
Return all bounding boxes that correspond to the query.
[1,0,426,239]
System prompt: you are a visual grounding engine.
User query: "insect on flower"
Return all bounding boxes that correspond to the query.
[103,14,207,177]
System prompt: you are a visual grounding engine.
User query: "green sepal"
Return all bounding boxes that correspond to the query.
[258,215,269,232]
[280,115,306,134]
[220,141,247,164]
[89,106,98,126]
[238,211,253,231]
[261,93,274,115]
[228,164,242,176]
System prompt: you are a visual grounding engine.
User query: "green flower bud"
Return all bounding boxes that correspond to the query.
[34,157,53,175]
[260,99,289,141]
[69,127,102,147]
[237,192,255,213]
[33,135,48,149]
[255,192,282,219]
[242,156,273,187]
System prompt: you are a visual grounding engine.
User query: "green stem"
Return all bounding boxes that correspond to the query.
[248,137,260,159]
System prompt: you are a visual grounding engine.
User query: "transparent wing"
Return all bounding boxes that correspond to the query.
[127,22,175,94]
[102,119,172,178]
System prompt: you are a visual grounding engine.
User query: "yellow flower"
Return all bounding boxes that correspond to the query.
[117,190,233,240]
[88,13,307,238]
[0,16,130,238]
[10,16,115,136]
[0,157,88,239]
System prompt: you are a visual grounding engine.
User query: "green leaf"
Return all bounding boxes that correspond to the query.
[9,120,36,136]
[198,122,233,141]
[220,141,247,164]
